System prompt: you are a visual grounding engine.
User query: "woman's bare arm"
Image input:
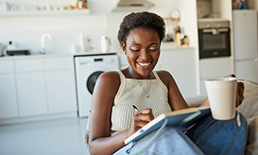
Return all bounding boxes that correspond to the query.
[88,72,154,154]
[157,71,189,111]
[88,72,127,154]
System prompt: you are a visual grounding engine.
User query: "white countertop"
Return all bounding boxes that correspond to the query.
[0,51,119,60]
[161,42,195,51]
[198,18,229,22]
[0,43,195,61]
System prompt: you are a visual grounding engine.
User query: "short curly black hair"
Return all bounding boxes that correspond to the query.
[118,11,165,46]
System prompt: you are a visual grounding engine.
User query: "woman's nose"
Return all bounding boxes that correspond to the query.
[140,50,149,60]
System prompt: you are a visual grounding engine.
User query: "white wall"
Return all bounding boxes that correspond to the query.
[0,0,198,55]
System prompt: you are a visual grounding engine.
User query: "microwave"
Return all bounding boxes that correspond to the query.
[198,19,231,59]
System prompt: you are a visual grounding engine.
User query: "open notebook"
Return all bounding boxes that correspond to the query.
[124,107,211,145]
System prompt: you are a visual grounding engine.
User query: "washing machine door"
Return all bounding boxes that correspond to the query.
[85,68,109,94]
[86,70,104,94]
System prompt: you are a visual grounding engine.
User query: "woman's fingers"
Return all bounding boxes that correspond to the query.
[131,108,154,131]
[135,108,154,120]
[133,120,150,128]
[224,75,245,106]
[134,113,154,122]
[225,74,236,78]
[237,82,245,106]
[137,108,152,114]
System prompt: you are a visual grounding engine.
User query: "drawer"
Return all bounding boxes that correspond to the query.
[0,60,14,73]
[45,57,73,70]
[15,58,44,72]
[200,58,233,78]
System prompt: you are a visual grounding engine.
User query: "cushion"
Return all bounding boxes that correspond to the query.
[245,116,258,155]
[237,80,258,120]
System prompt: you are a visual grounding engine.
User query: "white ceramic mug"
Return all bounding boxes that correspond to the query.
[205,78,237,120]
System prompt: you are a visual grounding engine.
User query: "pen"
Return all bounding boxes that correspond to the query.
[132,105,139,112]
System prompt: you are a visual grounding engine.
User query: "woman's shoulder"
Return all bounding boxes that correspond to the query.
[98,71,120,84]
[155,70,175,86]
[100,70,120,78]
[155,70,174,80]
[93,71,121,98]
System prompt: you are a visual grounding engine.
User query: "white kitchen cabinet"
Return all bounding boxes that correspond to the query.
[46,70,77,113]
[200,58,232,78]
[0,60,19,118]
[0,55,77,122]
[45,57,77,114]
[15,58,44,72]
[158,48,198,98]
[0,60,15,73]
[0,74,18,118]
[15,59,47,117]
[16,72,48,117]
[199,57,233,94]
[235,60,258,82]
[44,57,74,70]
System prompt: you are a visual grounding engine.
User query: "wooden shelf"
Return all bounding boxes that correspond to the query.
[0,9,90,16]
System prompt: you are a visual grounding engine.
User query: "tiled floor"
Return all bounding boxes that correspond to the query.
[0,117,90,155]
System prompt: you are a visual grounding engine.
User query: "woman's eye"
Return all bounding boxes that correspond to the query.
[149,48,158,51]
[130,48,140,51]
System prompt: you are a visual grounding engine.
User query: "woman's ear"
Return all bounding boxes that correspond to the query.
[121,42,127,55]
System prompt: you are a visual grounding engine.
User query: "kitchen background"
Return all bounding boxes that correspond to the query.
[0,0,258,154]
[0,0,197,54]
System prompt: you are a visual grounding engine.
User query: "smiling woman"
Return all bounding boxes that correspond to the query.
[87,11,248,155]
[117,12,164,79]
[122,28,160,78]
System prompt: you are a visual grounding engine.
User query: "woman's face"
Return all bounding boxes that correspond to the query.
[122,28,160,79]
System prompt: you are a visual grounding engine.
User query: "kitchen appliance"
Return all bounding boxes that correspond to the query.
[198,19,231,59]
[163,18,173,42]
[1,41,30,56]
[74,54,119,117]
[233,10,258,82]
[4,49,30,56]
[100,36,111,53]
[112,0,154,12]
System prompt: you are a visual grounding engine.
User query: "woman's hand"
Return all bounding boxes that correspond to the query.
[225,74,245,107]
[127,108,154,137]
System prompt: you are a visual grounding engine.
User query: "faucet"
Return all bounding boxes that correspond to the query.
[39,33,52,54]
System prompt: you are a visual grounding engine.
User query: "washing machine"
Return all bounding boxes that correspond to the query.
[75,54,119,117]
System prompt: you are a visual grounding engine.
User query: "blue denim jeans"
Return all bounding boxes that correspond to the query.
[113,112,248,155]
[185,112,248,155]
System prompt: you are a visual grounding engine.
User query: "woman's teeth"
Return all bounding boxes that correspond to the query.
[138,62,151,66]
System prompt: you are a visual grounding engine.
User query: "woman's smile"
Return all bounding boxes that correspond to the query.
[137,61,152,69]
[122,27,160,78]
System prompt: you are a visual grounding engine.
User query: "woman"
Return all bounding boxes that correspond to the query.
[88,11,247,155]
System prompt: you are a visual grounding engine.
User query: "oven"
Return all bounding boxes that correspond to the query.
[198,19,231,59]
